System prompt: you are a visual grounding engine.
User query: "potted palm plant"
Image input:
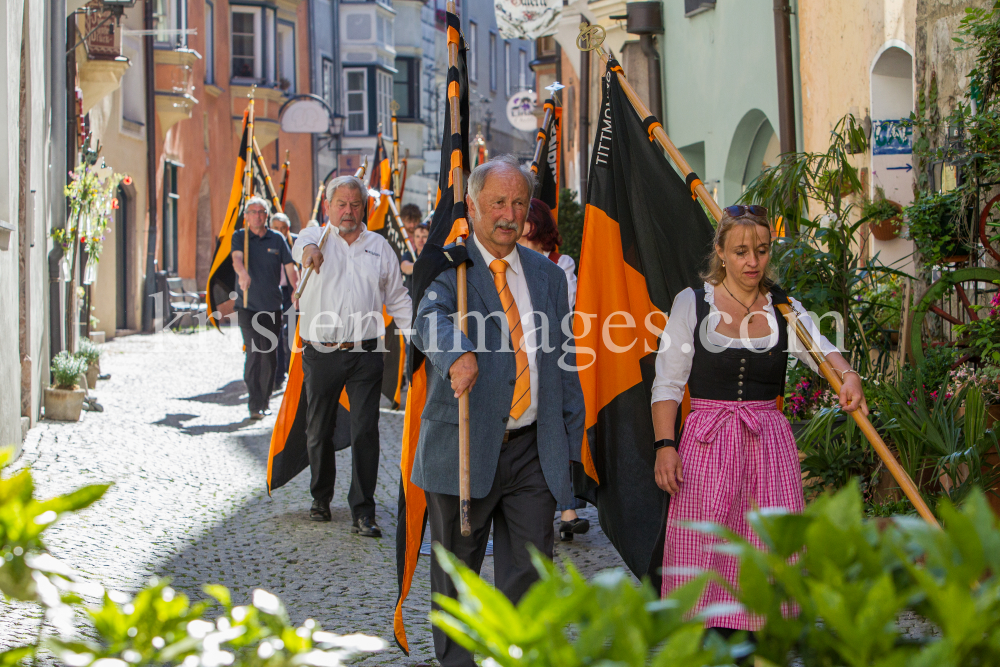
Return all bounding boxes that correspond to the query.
[862,186,903,241]
[44,351,88,421]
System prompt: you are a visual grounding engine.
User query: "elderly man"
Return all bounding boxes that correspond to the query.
[232,197,299,420]
[292,176,412,536]
[269,212,297,388]
[412,155,585,667]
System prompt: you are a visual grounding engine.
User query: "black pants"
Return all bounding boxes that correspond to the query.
[237,309,282,413]
[301,344,384,521]
[425,427,556,667]
[274,287,294,386]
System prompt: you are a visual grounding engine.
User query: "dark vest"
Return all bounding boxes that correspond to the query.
[687,286,788,402]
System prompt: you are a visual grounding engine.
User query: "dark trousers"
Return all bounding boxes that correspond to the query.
[425,427,556,667]
[274,287,294,386]
[301,344,384,520]
[237,309,282,413]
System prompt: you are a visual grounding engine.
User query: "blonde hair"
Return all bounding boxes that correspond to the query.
[700,213,777,293]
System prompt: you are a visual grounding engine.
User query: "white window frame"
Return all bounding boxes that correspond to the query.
[518,48,527,90]
[504,41,511,97]
[468,20,478,82]
[377,69,393,134]
[321,57,334,107]
[276,20,295,93]
[230,6,261,81]
[155,0,188,47]
[345,67,369,136]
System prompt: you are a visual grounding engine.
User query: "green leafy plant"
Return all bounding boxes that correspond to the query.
[795,406,878,501]
[76,339,102,366]
[904,188,970,265]
[556,188,583,268]
[859,186,899,223]
[430,545,748,667]
[0,449,385,667]
[51,351,88,390]
[783,362,838,421]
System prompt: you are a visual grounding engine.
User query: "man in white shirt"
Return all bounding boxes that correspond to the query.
[292,175,412,536]
[411,156,585,667]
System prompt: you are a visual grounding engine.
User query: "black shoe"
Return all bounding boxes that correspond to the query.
[559,518,590,541]
[309,500,331,522]
[351,516,382,538]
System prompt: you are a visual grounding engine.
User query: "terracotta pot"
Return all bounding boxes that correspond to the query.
[871,214,902,241]
[44,387,85,422]
[85,361,99,390]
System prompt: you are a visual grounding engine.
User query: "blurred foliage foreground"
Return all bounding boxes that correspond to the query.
[7,445,1000,667]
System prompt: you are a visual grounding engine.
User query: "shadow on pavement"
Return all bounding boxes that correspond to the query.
[154,413,260,437]
[182,381,248,407]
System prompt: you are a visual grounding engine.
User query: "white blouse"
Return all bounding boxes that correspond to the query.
[556,254,578,308]
[650,283,840,405]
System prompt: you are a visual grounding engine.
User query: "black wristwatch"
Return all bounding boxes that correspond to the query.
[654,438,677,451]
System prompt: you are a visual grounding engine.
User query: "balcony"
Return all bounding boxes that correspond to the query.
[76,1,131,114]
[154,47,202,137]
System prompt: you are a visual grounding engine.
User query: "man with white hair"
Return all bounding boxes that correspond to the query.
[232,196,300,420]
[292,175,412,536]
[411,155,585,666]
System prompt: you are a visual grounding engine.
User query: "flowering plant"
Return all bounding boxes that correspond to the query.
[948,364,1000,404]
[784,363,839,420]
[952,283,1000,366]
[53,162,124,266]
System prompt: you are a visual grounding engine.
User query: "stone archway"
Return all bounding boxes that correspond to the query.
[723,109,779,205]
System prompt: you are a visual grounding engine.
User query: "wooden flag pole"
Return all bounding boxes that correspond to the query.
[446,0,472,537]
[391,103,403,210]
[529,102,555,177]
[279,149,291,208]
[252,137,284,214]
[309,184,324,222]
[242,88,256,308]
[576,24,939,528]
[295,158,369,301]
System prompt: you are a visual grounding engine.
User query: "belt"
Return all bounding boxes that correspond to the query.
[302,338,379,351]
[502,421,536,443]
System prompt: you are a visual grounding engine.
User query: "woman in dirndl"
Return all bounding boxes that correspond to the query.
[650,205,868,634]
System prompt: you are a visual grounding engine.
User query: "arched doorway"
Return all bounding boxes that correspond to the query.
[724,109,780,205]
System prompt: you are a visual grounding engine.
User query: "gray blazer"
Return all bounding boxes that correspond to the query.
[411,238,586,505]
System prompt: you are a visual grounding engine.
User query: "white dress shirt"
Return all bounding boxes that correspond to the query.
[474,233,538,429]
[293,224,412,343]
[651,283,840,405]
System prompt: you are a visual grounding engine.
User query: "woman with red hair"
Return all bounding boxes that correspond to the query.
[519,198,577,307]
[518,198,587,540]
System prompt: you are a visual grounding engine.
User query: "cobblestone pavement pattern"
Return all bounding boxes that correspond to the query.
[0,329,629,664]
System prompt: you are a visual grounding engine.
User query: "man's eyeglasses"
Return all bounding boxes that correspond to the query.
[724,204,768,219]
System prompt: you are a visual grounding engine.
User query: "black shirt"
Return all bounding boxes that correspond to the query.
[400,250,415,293]
[231,227,293,313]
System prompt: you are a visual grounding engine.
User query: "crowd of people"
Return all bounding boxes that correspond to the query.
[228,156,866,666]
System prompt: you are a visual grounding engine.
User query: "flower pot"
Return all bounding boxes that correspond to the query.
[44,386,85,422]
[941,253,972,264]
[870,215,902,241]
[85,361,99,390]
[89,331,105,344]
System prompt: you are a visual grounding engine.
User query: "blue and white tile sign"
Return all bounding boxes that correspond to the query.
[873,119,913,155]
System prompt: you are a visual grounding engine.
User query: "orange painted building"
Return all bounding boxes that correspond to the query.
[150,0,316,289]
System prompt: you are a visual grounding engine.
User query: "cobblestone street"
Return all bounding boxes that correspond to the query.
[2,328,628,665]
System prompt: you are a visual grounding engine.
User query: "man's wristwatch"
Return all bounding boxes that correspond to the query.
[654,438,677,451]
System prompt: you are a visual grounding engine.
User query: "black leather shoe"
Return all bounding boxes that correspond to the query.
[309,500,331,522]
[559,518,590,541]
[351,516,382,538]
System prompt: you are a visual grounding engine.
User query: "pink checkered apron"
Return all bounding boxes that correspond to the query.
[660,398,804,630]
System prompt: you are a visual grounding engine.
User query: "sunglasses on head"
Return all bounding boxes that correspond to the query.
[724,204,768,219]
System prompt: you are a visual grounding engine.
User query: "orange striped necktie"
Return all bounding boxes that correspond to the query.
[489,258,530,420]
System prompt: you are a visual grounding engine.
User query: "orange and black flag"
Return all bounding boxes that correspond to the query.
[574,57,715,588]
[532,98,561,221]
[394,7,470,655]
[206,109,268,329]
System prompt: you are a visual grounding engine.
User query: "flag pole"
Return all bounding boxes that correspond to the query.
[280,149,291,208]
[242,87,256,308]
[391,103,403,210]
[295,158,368,301]
[576,24,939,528]
[252,137,284,214]
[446,0,472,537]
[529,100,555,180]
[309,184,324,222]
[385,193,418,258]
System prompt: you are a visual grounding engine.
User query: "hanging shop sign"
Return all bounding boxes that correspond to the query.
[494,0,561,40]
[506,90,538,132]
